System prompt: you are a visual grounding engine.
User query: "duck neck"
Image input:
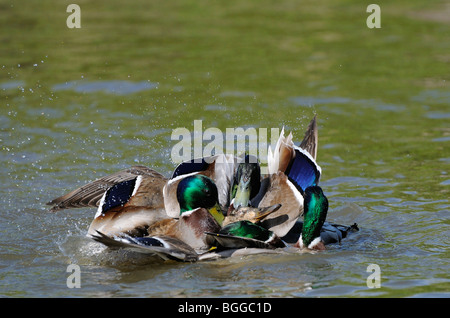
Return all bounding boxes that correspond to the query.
[231,159,261,208]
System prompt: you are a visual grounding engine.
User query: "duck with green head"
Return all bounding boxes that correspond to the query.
[207,220,285,249]
[281,185,359,250]
[137,174,224,251]
[294,186,328,250]
[48,115,357,260]
[92,173,283,252]
[90,174,225,261]
[224,116,322,239]
[176,174,224,225]
[208,186,329,251]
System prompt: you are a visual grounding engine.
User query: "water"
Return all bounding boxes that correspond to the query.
[0,0,449,297]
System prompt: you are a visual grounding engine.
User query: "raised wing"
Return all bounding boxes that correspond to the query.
[47,166,164,211]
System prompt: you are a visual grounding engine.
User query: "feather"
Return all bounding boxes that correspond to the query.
[205,232,284,249]
[91,231,198,262]
[285,146,321,192]
[47,166,164,211]
[257,172,304,237]
[299,114,318,160]
[267,127,284,175]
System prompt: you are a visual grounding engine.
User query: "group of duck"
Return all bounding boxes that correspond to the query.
[47,116,358,262]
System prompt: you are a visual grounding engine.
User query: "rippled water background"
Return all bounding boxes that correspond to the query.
[1,1,449,297]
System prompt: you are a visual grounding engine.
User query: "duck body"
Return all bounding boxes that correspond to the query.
[208,116,356,252]
[90,174,223,254]
[225,121,321,240]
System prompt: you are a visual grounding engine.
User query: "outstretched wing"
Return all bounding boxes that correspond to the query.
[90,231,198,262]
[47,166,164,211]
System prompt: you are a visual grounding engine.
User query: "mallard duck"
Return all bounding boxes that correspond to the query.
[47,166,169,237]
[206,185,357,252]
[47,160,281,261]
[223,117,358,251]
[47,154,231,236]
[91,174,284,261]
[163,153,237,218]
[204,187,327,252]
[89,174,223,260]
[292,185,329,250]
[47,157,277,228]
[47,115,356,260]
[226,116,321,238]
[228,155,261,209]
[206,220,286,249]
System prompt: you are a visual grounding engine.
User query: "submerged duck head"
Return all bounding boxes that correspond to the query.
[217,220,285,248]
[177,174,224,225]
[300,186,329,249]
[231,155,261,208]
[220,220,271,240]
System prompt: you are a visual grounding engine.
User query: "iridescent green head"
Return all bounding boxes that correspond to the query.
[220,220,272,241]
[176,174,224,225]
[302,186,328,247]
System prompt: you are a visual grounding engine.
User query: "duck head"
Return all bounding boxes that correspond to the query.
[299,186,328,250]
[177,174,224,225]
[231,155,261,208]
[218,220,285,248]
[221,220,271,240]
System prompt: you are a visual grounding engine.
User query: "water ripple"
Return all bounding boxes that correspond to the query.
[52,80,158,95]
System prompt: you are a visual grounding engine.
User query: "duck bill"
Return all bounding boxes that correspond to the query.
[233,178,251,208]
[208,202,225,226]
[254,204,282,222]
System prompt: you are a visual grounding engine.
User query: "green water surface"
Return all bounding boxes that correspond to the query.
[0,0,449,297]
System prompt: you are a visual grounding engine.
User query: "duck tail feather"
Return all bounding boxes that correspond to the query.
[299,115,318,160]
